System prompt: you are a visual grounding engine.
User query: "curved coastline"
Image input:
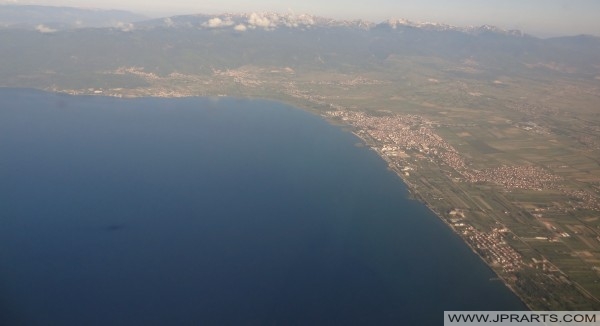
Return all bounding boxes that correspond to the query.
[11,86,529,309]
[344,120,531,310]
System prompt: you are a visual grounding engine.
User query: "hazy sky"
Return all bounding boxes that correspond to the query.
[3,0,600,36]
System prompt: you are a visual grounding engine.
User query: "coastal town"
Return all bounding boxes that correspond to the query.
[324,109,530,273]
[321,107,600,309]
[325,109,565,191]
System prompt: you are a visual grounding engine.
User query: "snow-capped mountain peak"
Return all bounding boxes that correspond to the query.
[383,18,524,36]
[138,12,524,37]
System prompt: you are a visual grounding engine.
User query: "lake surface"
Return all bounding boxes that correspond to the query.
[0,88,525,325]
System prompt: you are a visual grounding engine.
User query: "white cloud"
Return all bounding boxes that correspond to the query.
[35,24,56,33]
[244,12,315,30]
[205,17,222,28]
[234,24,247,32]
[163,17,174,27]
[248,12,272,28]
[202,17,234,28]
[114,21,134,31]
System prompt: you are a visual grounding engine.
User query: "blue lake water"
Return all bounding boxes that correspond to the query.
[0,88,525,325]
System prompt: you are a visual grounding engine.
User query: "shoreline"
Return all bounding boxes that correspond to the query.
[8,86,534,309]
[338,118,532,310]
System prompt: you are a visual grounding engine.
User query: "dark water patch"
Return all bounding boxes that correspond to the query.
[105,224,126,232]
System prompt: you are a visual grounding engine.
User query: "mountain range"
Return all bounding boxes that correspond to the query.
[0,5,599,88]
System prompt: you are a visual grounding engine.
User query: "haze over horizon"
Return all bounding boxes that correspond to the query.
[1,0,599,37]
